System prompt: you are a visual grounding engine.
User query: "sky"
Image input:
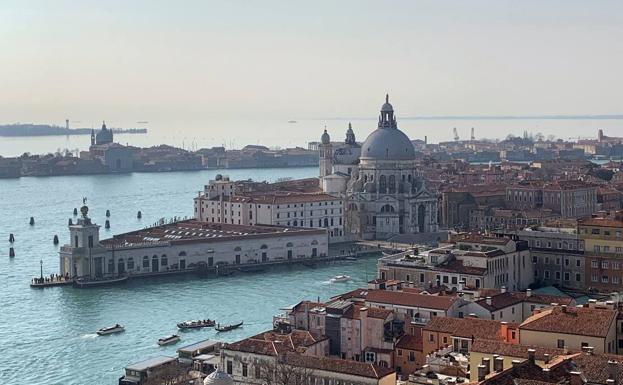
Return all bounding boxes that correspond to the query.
[1,1,622,145]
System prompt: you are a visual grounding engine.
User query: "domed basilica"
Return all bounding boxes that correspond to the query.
[319,95,438,240]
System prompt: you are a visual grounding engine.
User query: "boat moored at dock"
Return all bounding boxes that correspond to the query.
[331,274,351,283]
[73,276,128,288]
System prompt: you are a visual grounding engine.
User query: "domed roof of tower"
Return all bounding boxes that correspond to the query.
[381,93,393,112]
[203,370,234,385]
[360,95,415,161]
[321,129,331,145]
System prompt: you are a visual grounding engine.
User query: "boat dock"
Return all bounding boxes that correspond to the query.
[30,276,73,288]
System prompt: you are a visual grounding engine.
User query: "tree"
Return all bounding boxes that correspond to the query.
[257,356,315,385]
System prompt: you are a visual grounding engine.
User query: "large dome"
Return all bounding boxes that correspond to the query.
[361,128,415,160]
[360,95,415,161]
[203,370,234,385]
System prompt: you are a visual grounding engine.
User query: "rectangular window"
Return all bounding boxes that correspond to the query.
[613,276,620,284]
[592,275,598,282]
[614,262,620,270]
[592,260,599,268]
[564,272,570,281]
[602,275,609,283]
[576,273,581,282]
[242,363,247,377]
[227,361,232,375]
[544,270,550,279]
[557,339,565,348]
[602,261,609,269]
[576,259,581,267]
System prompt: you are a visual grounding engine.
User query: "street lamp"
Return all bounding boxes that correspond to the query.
[40,259,43,280]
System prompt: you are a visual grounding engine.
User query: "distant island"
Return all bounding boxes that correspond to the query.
[0,123,147,137]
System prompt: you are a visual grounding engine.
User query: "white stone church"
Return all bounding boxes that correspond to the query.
[319,95,439,240]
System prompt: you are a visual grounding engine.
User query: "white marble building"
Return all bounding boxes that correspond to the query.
[319,95,439,240]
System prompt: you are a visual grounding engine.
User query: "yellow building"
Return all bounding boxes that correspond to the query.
[578,213,623,291]
[518,305,617,354]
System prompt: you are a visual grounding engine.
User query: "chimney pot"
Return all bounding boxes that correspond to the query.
[608,360,618,383]
[477,364,486,381]
[542,368,551,379]
[486,296,492,305]
[570,371,584,385]
[526,289,532,297]
[494,357,504,372]
[482,357,491,374]
[527,349,536,363]
[544,353,550,364]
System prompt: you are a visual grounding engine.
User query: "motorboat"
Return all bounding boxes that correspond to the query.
[215,321,243,332]
[97,324,125,336]
[331,275,351,283]
[177,319,216,330]
[157,334,181,346]
[344,256,357,261]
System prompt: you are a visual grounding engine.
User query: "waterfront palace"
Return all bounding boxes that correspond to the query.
[59,205,327,280]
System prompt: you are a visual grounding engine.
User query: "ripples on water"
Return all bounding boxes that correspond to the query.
[0,167,381,385]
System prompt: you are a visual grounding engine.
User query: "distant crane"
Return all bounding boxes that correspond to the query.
[453,127,460,141]
[470,127,475,141]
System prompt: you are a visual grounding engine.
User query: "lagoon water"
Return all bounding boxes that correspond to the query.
[0,166,380,385]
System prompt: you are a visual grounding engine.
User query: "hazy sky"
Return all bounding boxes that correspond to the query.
[1,1,622,139]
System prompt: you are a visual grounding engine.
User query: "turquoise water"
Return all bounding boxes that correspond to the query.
[0,167,379,385]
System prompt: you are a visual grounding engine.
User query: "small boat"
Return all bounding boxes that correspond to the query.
[331,275,351,283]
[158,334,181,346]
[177,319,216,330]
[73,276,128,288]
[288,120,298,124]
[97,324,125,336]
[215,321,243,332]
[344,256,357,261]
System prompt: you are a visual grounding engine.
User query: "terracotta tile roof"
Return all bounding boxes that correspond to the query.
[471,340,570,361]
[571,351,623,384]
[519,306,616,338]
[436,259,487,275]
[225,329,327,356]
[342,304,392,320]
[284,353,395,379]
[291,301,325,313]
[342,289,459,311]
[423,317,517,340]
[578,217,623,228]
[480,357,571,385]
[396,334,423,351]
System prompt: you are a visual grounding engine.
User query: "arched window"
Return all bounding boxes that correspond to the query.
[408,174,412,182]
[381,204,395,213]
[143,256,149,268]
[388,175,396,193]
[286,242,294,248]
[364,174,368,183]
[311,240,318,245]
[234,246,242,252]
[293,220,298,227]
[260,244,268,249]
[161,254,168,266]
[127,257,134,270]
[178,251,187,257]
[379,175,387,193]
[323,218,329,227]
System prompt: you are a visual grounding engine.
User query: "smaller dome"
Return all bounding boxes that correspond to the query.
[321,129,331,145]
[203,370,234,385]
[381,94,393,112]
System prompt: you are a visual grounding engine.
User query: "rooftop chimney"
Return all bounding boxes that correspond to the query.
[543,353,550,364]
[542,368,551,380]
[608,360,618,384]
[482,357,491,375]
[569,371,584,385]
[486,296,492,306]
[494,356,504,372]
[477,364,486,381]
[511,360,522,375]
[527,349,536,363]
[526,289,532,297]
[501,286,507,293]
[562,305,567,313]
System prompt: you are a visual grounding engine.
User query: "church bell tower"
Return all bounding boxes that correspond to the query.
[319,128,333,178]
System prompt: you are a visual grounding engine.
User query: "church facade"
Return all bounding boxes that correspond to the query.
[319,95,439,240]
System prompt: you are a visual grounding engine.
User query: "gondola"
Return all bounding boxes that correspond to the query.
[176,319,216,330]
[215,321,243,332]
